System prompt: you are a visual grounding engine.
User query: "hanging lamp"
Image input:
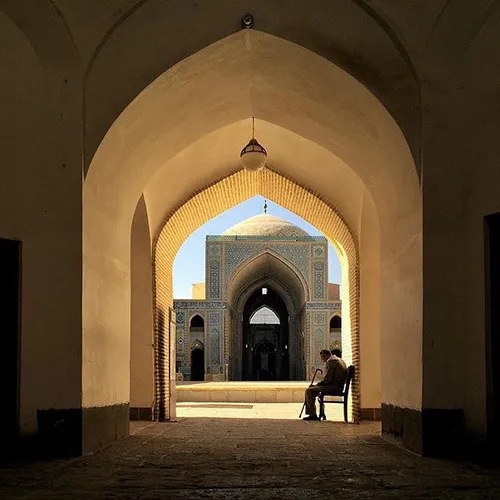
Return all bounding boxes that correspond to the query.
[240,117,267,172]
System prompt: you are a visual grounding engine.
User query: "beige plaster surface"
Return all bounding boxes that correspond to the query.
[83,31,420,417]
[176,402,344,420]
[130,197,154,408]
[0,13,83,434]
[4,0,500,445]
[191,283,205,300]
[176,382,310,404]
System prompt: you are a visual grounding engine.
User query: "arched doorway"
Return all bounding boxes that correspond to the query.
[243,292,288,381]
[83,28,421,447]
[253,340,276,381]
[189,315,205,381]
[191,347,205,382]
[228,252,307,382]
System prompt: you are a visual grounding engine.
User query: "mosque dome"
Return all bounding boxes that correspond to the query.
[223,214,309,237]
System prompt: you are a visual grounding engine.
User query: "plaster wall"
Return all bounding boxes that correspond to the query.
[130,197,154,409]
[4,0,500,455]
[192,284,206,300]
[421,78,500,436]
[82,32,420,424]
[358,190,382,410]
[328,284,340,301]
[0,13,83,434]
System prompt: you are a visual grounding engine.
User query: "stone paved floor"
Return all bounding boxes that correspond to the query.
[1,403,500,499]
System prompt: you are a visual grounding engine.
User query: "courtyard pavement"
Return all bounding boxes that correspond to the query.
[1,403,500,499]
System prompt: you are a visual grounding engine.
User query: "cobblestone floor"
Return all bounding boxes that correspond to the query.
[1,404,500,499]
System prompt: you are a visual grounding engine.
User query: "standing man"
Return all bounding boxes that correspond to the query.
[303,349,347,421]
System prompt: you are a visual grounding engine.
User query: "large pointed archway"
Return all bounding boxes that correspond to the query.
[84,30,420,451]
[153,168,359,420]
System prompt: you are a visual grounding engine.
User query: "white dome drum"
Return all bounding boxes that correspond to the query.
[223,214,310,238]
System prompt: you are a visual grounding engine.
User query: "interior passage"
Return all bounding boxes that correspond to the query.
[2,410,500,500]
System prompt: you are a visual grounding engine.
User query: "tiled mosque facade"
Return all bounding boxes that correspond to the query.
[174,213,342,381]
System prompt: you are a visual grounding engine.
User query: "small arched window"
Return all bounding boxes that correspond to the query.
[330,315,341,330]
[190,315,204,328]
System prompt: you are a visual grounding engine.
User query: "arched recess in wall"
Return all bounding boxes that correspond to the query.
[153,168,359,419]
[84,30,421,431]
[225,250,309,383]
[330,314,342,352]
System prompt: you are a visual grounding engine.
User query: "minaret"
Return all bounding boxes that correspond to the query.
[263,199,268,214]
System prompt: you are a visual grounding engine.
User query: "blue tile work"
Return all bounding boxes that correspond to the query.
[313,311,326,325]
[306,302,341,311]
[313,262,325,299]
[208,260,221,299]
[314,327,325,354]
[311,243,327,300]
[222,242,310,292]
[308,308,330,373]
[204,307,224,372]
[206,242,222,300]
[208,325,221,368]
[174,301,227,310]
[173,309,188,370]
[209,312,220,324]
[176,311,185,325]
[313,245,325,258]
[207,243,221,258]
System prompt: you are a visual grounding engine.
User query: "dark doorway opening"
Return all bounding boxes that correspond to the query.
[253,340,276,380]
[188,315,205,380]
[485,213,500,444]
[191,348,205,381]
[330,315,342,351]
[242,287,289,381]
[0,238,21,446]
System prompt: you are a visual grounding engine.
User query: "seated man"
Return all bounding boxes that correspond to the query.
[303,348,347,421]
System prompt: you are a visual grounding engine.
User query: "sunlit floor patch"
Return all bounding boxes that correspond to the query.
[175,402,345,420]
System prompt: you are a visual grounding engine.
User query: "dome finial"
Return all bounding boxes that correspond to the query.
[263,200,268,214]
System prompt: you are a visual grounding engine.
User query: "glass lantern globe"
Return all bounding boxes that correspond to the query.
[240,138,267,172]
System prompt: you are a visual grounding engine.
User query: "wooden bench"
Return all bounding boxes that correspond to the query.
[318,364,355,423]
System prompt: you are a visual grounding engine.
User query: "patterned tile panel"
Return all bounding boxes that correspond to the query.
[175,311,185,325]
[209,327,220,365]
[313,262,325,299]
[313,245,325,258]
[314,312,326,324]
[209,312,220,324]
[208,260,221,299]
[207,243,221,257]
[307,302,341,310]
[174,301,227,309]
[223,242,310,285]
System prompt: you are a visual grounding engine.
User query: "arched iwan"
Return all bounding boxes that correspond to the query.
[153,168,359,421]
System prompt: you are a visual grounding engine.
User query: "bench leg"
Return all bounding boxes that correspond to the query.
[343,399,348,423]
[319,399,326,420]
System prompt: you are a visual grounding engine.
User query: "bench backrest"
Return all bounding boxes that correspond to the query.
[344,365,355,396]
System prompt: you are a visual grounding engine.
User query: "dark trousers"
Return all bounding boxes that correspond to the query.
[305,385,338,416]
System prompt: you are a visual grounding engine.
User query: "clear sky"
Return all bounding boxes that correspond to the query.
[173,196,342,298]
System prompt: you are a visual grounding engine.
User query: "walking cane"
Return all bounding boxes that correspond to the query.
[299,368,323,418]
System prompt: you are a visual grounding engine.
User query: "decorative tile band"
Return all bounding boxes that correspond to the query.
[174,300,227,309]
[306,302,341,310]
